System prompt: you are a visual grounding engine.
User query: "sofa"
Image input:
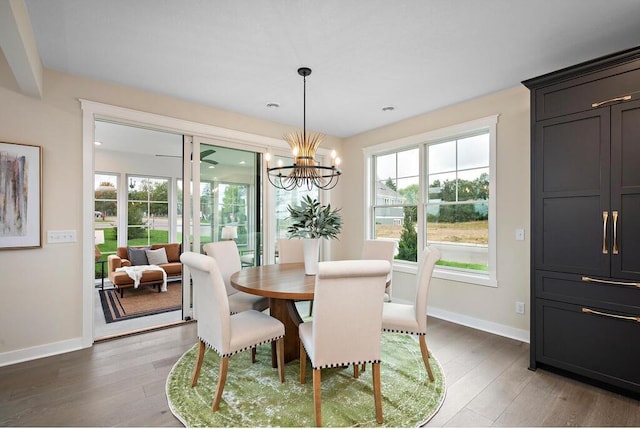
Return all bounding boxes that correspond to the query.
[107,243,182,297]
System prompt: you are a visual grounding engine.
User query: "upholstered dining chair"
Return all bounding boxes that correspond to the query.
[299,259,391,426]
[277,238,313,316]
[361,240,396,302]
[277,238,305,263]
[204,241,270,363]
[180,252,285,412]
[203,241,269,314]
[381,245,441,381]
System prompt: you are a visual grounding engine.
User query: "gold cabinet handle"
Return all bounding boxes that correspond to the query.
[591,95,632,108]
[612,211,619,255]
[582,307,640,323]
[602,211,608,254]
[581,276,640,288]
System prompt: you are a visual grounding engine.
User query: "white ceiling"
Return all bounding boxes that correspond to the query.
[21,0,640,138]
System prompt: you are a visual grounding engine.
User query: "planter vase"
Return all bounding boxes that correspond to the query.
[302,238,320,275]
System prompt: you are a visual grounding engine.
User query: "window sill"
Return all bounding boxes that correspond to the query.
[393,260,498,288]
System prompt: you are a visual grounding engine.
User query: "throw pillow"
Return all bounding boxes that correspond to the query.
[146,247,169,265]
[162,243,181,262]
[128,246,150,266]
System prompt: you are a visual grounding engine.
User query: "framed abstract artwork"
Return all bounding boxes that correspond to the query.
[0,141,42,249]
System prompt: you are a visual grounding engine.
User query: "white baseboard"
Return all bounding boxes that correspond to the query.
[0,305,529,368]
[0,337,85,368]
[427,306,530,343]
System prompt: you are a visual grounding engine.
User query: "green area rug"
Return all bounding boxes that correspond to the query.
[166,333,446,427]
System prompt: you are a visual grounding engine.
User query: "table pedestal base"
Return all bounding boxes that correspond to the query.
[269,298,304,367]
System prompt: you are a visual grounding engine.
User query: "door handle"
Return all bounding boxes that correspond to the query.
[602,211,608,254]
[581,276,640,288]
[612,211,619,255]
[582,307,640,323]
[591,95,632,108]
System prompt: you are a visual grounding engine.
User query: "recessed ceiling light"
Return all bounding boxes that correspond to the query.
[382,106,395,112]
[94,141,102,146]
[208,165,215,169]
[239,160,246,165]
[266,102,280,108]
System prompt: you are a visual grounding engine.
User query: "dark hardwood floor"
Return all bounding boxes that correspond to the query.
[1,317,638,427]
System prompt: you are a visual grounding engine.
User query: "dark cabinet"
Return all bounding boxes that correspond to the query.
[524,47,640,395]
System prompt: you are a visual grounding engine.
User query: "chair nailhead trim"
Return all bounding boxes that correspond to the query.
[383,328,426,336]
[313,359,381,370]
[198,334,284,358]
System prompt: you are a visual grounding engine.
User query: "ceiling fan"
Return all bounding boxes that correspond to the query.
[155,149,219,165]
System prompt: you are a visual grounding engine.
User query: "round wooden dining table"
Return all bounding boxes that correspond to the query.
[230,262,314,366]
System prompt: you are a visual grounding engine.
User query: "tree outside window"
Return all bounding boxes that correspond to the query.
[373,148,419,262]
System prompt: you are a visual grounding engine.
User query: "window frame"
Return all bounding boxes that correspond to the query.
[364,115,498,287]
[126,174,172,247]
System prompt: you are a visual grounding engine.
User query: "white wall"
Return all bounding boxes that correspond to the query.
[338,86,531,341]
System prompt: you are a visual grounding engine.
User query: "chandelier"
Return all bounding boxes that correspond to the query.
[265,67,341,191]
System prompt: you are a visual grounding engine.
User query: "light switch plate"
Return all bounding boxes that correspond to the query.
[515,228,525,241]
[47,230,77,243]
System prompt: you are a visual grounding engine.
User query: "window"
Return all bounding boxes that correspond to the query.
[127,175,170,246]
[372,148,419,261]
[217,182,250,246]
[367,115,497,287]
[426,133,489,271]
[94,173,118,256]
[272,154,319,263]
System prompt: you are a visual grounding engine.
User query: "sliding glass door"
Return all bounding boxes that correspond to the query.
[192,139,262,266]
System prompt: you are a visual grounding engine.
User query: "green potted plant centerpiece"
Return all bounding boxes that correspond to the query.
[286,195,342,275]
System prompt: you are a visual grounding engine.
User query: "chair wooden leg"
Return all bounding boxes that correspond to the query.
[300,340,307,384]
[313,368,322,427]
[212,356,229,412]
[191,340,206,387]
[276,338,285,383]
[251,347,256,363]
[372,362,383,424]
[361,363,366,372]
[353,363,360,379]
[419,335,435,382]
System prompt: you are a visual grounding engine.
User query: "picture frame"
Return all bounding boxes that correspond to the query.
[0,141,42,249]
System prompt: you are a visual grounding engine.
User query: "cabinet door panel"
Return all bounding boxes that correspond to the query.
[612,100,640,280]
[539,115,604,193]
[534,110,610,275]
[535,270,640,311]
[540,197,607,274]
[536,299,640,393]
[614,195,640,278]
[534,64,640,120]
[618,104,640,187]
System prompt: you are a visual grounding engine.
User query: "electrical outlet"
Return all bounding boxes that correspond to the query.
[47,230,77,243]
[515,301,525,314]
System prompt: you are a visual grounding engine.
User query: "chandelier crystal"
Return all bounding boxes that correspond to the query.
[266,67,341,191]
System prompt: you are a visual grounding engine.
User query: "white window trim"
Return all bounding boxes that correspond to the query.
[363,114,499,288]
